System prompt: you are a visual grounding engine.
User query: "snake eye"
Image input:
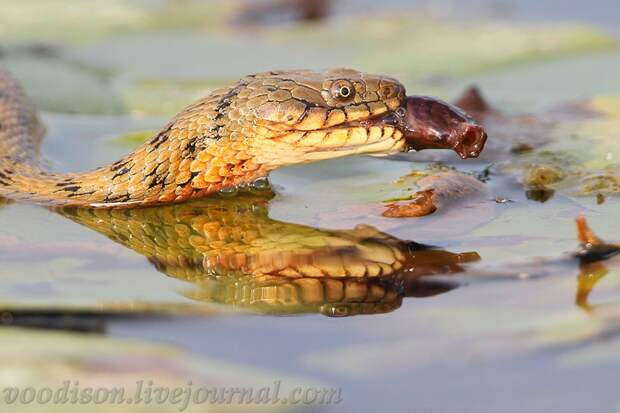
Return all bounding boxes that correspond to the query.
[330,80,355,101]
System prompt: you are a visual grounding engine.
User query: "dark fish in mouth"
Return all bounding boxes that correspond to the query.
[397,96,488,159]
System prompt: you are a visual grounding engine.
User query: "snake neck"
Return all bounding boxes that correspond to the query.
[0,71,274,207]
[0,88,275,207]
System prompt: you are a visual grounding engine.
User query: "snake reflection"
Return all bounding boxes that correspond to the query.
[57,192,480,316]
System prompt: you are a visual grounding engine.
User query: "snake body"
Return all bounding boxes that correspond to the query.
[0,68,408,207]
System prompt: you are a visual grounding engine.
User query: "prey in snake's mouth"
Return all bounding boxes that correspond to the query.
[352,97,487,160]
[0,67,486,208]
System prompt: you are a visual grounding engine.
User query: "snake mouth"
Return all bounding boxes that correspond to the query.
[275,111,406,158]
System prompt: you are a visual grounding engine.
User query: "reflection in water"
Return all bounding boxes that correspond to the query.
[576,261,609,312]
[574,216,620,312]
[57,193,480,316]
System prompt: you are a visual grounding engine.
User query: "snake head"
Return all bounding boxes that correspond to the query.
[239,68,409,164]
[396,96,488,159]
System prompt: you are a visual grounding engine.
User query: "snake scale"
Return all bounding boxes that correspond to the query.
[0,67,486,208]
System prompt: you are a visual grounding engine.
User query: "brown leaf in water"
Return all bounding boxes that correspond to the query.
[383,190,436,218]
[573,216,620,312]
[576,215,604,246]
[382,172,486,218]
[575,216,620,264]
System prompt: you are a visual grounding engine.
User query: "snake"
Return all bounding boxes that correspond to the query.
[0,67,486,208]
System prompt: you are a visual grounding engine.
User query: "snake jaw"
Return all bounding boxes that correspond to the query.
[263,106,408,162]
